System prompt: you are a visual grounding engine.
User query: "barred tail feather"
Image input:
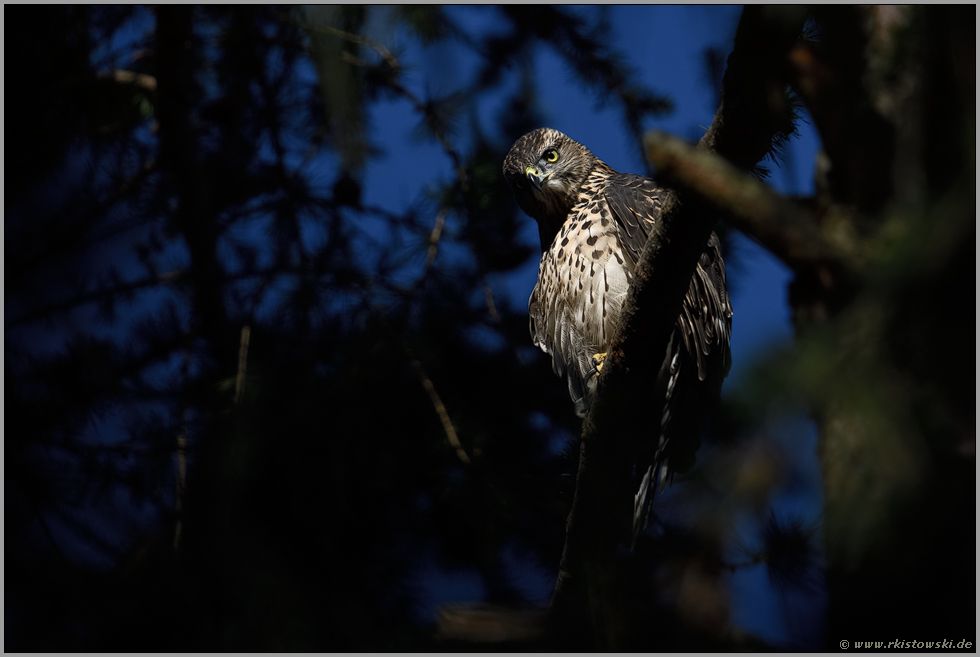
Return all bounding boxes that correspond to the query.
[632,335,682,546]
[632,465,655,548]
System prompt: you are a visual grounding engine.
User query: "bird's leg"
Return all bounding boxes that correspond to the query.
[584,352,607,385]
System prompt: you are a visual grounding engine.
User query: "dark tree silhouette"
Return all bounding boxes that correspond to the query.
[640,4,975,648]
[6,5,974,651]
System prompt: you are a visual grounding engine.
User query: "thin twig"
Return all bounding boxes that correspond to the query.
[405,345,471,465]
[482,276,503,327]
[306,22,401,71]
[235,325,251,405]
[6,268,183,329]
[98,69,158,91]
[422,209,447,278]
[173,348,192,552]
[10,158,159,285]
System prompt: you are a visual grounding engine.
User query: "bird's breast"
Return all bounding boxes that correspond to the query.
[531,191,634,364]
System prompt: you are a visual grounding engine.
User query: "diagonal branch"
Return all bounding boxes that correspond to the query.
[234,326,251,405]
[547,6,811,649]
[643,130,862,273]
[406,345,471,466]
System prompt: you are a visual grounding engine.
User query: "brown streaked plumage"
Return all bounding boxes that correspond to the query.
[503,127,733,542]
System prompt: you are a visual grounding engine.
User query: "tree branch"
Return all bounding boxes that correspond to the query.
[643,130,862,273]
[406,345,471,466]
[699,5,811,171]
[6,269,185,329]
[548,6,810,648]
[98,69,158,92]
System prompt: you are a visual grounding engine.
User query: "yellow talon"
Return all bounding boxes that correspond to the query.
[585,352,607,385]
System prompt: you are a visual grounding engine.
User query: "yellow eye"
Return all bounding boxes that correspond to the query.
[544,149,559,163]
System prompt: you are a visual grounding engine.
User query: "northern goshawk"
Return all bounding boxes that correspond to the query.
[503,127,732,540]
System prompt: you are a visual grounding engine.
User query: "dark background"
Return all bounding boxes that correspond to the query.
[5,5,974,651]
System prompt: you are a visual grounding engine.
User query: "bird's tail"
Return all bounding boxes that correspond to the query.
[631,334,682,548]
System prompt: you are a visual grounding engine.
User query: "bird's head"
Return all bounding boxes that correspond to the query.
[503,128,596,247]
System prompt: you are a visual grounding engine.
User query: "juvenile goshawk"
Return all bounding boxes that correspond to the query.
[503,127,732,540]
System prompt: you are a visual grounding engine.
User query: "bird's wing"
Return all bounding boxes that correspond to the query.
[600,171,662,264]
[603,171,733,541]
[602,171,732,381]
[681,232,733,381]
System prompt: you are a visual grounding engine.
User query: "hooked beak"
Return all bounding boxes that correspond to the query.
[525,165,549,192]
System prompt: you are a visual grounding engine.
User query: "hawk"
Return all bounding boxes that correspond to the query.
[503,127,732,541]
